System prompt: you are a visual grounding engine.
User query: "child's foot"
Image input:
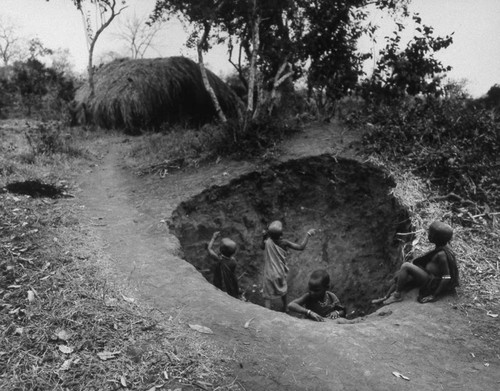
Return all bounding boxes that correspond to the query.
[383,292,403,305]
[371,297,387,304]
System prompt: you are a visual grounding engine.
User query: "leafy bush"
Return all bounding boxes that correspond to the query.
[25,121,83,157]
[129,115,300,173]
[0,59,76,120]
[348,97,500,207]
[217,115,299,158]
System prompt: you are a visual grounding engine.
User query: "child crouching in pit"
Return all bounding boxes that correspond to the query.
[288,269,346,321]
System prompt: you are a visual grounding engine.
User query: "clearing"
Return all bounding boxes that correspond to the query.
[54,122,500,390]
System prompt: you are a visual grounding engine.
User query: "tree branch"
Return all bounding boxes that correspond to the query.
[197,21,227,123]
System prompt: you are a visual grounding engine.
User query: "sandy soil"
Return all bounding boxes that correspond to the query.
[76,122,500,391]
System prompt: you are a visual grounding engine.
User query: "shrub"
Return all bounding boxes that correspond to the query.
[25,121,83,157]
[130,115,300,173]
[349,97,500,207]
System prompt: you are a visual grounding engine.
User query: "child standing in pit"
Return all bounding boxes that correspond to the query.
[288,269,346,321]
[371,221,459,305]
[207,231,239,299]
[261,220,316,311]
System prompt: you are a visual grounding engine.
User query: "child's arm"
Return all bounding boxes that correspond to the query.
[283,228,316,251]
[288,293,324,322]
[260,229,269,250]
[327,292,346,318]
[207,231,220,260]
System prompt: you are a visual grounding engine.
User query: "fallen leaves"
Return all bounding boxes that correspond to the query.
[392,371,410,381]
[121,294,136,303]
[58,345,74,354]
[27,290,35,302]
[97,351,121,361]
[59,357,80,371]
[56,330,72,341]
[244,317,255,329]
[59,359,73,371]
[188,324,213,334]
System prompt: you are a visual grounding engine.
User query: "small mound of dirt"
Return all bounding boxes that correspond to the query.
[6,180,65,198]
[169,155,411,317]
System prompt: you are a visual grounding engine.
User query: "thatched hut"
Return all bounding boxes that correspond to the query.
[73,56,238,131]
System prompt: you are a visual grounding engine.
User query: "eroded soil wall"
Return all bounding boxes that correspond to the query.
[169,155,411,316]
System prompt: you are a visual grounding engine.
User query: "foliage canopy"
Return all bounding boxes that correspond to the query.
[150,0,411,117]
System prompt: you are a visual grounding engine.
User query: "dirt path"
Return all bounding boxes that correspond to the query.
[77,123,500,391]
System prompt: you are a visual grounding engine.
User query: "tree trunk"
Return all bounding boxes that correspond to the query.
[78,1,127,101]
[87,40,96,99]
[246,10,260,117]
[198,22,227,123]
[265,59,294,116]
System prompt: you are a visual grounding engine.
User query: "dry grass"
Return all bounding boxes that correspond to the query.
[124,124,228,175]
[74,57,239,131]
[0,121,243,391]
[0,120,100,188]
[124,117,300,176]
[0,194,241,391]
[366,156,500,311]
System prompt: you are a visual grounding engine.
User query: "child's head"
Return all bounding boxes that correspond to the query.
[220,238,237,257]
[308,269,330,298]
[267,220,283,240]
[428,221,453,246]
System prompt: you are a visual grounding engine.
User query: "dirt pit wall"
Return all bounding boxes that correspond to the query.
[169,155,411,317]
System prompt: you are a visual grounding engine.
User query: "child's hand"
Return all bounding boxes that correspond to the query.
[308,311,324,322]
[306,229,316,237]
[330,310,340,319]
[418,295,436,303]
[212,231,220,239]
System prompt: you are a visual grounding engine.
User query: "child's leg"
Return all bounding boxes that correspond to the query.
[396,262,428,292]
[371,277,397,304]
[383,263,429,304]
[372,283,396,304]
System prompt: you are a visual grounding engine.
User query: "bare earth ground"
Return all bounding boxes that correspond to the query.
[75,122,500,391]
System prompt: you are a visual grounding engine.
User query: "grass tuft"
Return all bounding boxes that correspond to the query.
[127,116,300,175]
[0,120,242,390]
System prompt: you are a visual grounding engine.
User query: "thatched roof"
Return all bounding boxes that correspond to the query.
[73,56,238,131]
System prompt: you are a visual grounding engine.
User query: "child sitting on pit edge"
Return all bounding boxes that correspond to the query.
[288,269,346,321]
[371,220,459,305]
[207,231,239,299]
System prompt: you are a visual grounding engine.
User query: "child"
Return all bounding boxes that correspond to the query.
[261,220,316,311]
[288,269,346,321]
[372,221,459,305]
[207,231,239,299]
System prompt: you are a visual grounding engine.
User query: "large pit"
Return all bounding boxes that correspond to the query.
[169,156,411,317]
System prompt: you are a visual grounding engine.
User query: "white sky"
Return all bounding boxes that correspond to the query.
[1,0,499,97]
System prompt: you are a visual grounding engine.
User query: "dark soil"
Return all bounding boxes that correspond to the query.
[170,155,411,316]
